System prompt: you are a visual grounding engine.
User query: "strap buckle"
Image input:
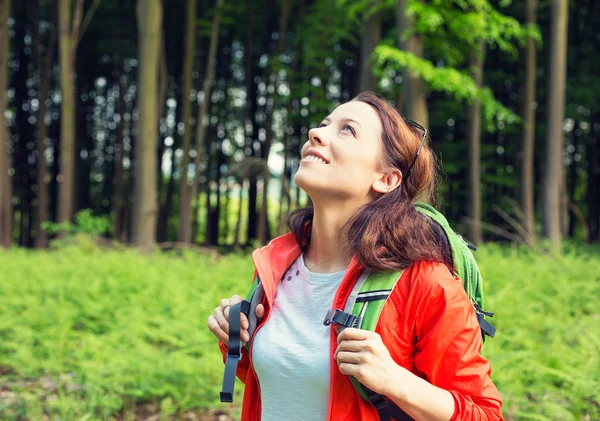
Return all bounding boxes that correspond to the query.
[368,393,389,411]
[323,308,362,328]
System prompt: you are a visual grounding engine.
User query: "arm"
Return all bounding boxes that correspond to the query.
[334,263,502,421]
[402,264,503,421]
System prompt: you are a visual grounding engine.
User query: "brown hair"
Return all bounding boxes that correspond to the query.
[287,91,454,274]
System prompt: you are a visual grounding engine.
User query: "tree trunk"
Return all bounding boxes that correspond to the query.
[234,180,244,247]
[568,121,578,237]
[133,0,162,251]
[184,0,225,243]
[177,0,197,242]
[396,0,428,127]
[0,0,11,248]
[57,0,77,230]
[520,0,538,247]
[244,0,258,244]
[113,30,127,242]
[32,0,56,248]
[543,0,569,252]
[467,40,485,246]
[358,4,380,92]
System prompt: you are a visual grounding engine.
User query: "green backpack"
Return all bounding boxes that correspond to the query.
[221,203,496,421]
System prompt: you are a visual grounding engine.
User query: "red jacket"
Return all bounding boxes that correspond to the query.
[219,232,503,421]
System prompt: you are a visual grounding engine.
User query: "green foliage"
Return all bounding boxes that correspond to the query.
[0,246,254,420]
[0,245,598,419]
[373,44,520,130]
[41,210,112,238]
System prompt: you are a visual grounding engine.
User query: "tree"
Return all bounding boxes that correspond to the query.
[520,0,539,246]
[466,40,485,245]
[182,0,224,244]
[396,0,428,127]
[177,0,197,243]
[0,0,11,248]
[32,0,56,248]
[358,2,380,92]
[57,0,100,231]
[543,0,569,251]
[133,0,162,251]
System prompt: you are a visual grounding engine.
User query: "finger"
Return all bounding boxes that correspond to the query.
[207,315,229,344]
[213,306,230,335]
[335,351,363,364]
[220,298,230,310]
[334,340,364,359]
[338,362,359,376]
[229,294,244,305]
[256,304,265,319]
[337,328,370,344]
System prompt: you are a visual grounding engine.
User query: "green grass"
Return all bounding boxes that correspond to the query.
[0,240,598,420]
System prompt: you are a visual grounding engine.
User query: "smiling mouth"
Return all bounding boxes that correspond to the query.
[302,155,328,164]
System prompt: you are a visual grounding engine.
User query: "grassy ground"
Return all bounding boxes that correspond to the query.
[0,239,598,420]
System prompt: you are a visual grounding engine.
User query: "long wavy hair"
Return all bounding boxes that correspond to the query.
[287,91,454,274]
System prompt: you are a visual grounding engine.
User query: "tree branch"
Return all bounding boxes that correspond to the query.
[78,0,102,46]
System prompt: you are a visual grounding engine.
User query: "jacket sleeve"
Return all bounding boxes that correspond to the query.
[218,341,251,384]
[412,263,503,421]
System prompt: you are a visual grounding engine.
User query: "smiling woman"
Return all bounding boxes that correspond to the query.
[208,91,503,421]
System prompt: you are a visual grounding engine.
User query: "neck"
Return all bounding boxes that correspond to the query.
[303,198,364,273]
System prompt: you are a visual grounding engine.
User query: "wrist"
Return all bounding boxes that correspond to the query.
[383,363,413,402]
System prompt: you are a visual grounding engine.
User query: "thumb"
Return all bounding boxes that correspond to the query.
[256,304,265,319]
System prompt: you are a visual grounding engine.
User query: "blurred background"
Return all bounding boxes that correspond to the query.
[0,0,598,420]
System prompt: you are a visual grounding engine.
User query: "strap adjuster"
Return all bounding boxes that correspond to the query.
[323,308,362,328]
[368,393,389,411]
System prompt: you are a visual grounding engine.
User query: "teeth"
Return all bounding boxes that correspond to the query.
[305,155,326,164]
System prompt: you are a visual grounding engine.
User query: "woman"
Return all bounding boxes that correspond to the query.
[207,91,503,421]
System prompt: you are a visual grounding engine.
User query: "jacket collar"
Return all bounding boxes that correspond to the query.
[251,232,364,307]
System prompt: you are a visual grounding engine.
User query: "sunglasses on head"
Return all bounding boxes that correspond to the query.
[403,118,428,181]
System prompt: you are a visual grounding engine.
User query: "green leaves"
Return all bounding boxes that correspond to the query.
[373,45,520,130]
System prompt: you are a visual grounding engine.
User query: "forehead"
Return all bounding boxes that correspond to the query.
[327,101,382,132]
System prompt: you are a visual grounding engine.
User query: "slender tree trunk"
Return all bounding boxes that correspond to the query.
[358,4,380,92]
[396,0,428,127]
[520,0,538,247]
[568,121,578,237]
[155,32,167,207]
[467,40,485,246]
[184,0,224,243]
[234,179,244,246]
[543,0,569,252]
[133,0,162,251]
[0,0,11,248]
[32,1,56,248]
[113,34,126,242]
[57,0,77,230]
[177,0,197,242]
[244,0,258,244]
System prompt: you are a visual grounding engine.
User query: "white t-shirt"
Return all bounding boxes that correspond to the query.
[252,254,346,421]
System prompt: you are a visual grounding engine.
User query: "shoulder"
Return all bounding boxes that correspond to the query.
[387,261,473,327]
[400,260,463,299]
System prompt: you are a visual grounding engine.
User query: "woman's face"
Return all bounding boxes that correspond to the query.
[295,100,390,203]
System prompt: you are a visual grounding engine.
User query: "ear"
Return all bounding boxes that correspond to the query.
[372,168,403,194]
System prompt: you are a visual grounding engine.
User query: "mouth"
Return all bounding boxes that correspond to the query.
[302,150,330,164]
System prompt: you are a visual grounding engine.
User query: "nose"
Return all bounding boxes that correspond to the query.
[308,126,326,146]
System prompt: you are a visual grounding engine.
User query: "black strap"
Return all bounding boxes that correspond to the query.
[360,384,414,421]
[323,308,362,328]
[220,300,251,402]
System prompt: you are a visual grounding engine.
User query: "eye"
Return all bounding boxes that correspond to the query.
[342,124,356,136]
[318,122,327,128]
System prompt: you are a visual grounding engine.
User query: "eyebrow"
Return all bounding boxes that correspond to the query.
[321,117,362,128]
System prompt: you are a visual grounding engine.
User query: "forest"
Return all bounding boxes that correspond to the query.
[0,0,599,420]
[0,0,597,252]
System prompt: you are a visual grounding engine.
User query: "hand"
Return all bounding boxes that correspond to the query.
[207,295,265,347]
[334,327,408,396]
